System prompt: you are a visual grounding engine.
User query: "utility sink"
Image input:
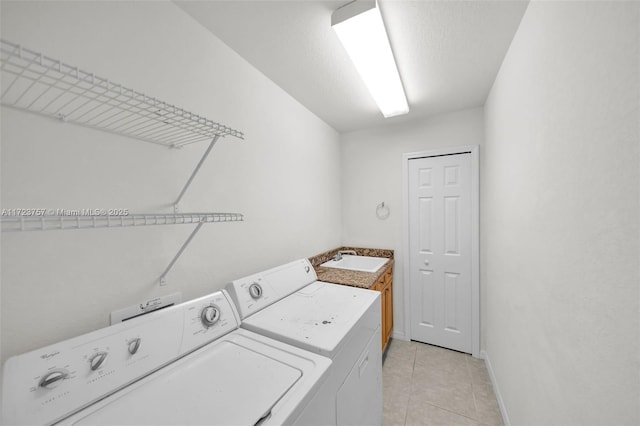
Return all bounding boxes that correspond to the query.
[320,255,388,273]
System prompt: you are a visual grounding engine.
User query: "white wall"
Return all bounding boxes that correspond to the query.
[340,107,484,338]
[483,1,639,424]
[0,0,341,373]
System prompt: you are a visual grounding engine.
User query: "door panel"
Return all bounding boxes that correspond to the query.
[444,196,460,255]
[409,153,472,353]
[419,269,435,327]
[444,272,460,332]
[418,197,433,253]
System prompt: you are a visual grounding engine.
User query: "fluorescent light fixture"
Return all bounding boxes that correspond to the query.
[332,0,409,118]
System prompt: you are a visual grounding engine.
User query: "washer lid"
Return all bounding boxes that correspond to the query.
[242,282,379,357]
[70,340,302,426]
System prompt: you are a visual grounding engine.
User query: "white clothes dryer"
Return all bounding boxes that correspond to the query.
[226,258,383,426]
[2,290,331,426]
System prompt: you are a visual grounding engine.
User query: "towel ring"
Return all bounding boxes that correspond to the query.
[376,202,390,220]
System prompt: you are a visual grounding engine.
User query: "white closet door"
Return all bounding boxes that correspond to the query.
[408,153,472,353]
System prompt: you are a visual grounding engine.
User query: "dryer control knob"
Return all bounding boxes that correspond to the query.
[128,338,141,355]
[201,305,220,328]
[249,282,263,299]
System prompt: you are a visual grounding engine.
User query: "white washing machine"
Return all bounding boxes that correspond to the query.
[2,290,331,426]
[226,258,382,426]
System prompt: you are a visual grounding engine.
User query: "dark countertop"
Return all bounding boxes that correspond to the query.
[309,247,394,289]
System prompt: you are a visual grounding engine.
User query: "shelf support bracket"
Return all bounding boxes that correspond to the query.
[174,135,221,213]
[159,222,204,286]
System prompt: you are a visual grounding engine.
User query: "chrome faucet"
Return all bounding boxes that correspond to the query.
[333,250,357,261]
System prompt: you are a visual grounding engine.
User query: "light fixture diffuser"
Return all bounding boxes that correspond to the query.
[332,0,409,118]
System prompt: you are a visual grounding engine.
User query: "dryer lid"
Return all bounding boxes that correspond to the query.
[68,340,302,426]
[242,282,379,357]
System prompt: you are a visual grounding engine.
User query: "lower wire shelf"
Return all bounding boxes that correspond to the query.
[1,212,243,232]
[2,212,244,286]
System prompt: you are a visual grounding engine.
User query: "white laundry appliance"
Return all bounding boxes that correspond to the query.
[226,258,382,426]
[2,290,331,426]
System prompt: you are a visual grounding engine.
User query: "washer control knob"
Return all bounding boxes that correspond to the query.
[39,370,68,389]
[201,305,220,328]
[249,282,263,300]
[128,338,141,355]
[89,352,108,371]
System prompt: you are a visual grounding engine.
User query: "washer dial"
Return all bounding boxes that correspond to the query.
[200,305,220,328]
[248,282,263,300]
[39,370,69,389]
[89,352,108,371]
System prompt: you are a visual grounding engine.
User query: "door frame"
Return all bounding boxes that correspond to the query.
[402,145,480,357]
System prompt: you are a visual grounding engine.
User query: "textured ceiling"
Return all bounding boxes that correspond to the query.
[176,0,529,133]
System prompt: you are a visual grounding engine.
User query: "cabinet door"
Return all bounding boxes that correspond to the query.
[373,268,393,351]
[384,281,393,347]
[384,267,393,286]
[376,276,386,350]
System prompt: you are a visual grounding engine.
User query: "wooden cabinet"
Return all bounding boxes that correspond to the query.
[373,266,393,351]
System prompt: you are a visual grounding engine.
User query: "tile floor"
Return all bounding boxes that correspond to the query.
[382,339,504,426]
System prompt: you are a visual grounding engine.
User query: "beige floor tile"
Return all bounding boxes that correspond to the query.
[382,382,409,424]
[409,377,477,420]
[382,339,416,426]
[382,340,503,426]
[472,383,504,426]
[387,338,418,351]
[415,345,469,371]
[386,339,418,362]
[384,370,413,391]
[382,355,414,372]
[384,393,410,426]
[404,400,479,426]
[413,353,471,384]
[383,406,408,426]
[466,357,492,386]
[411,363,467,388]
[384,370,413,401]
[414,343,468,361]
[384,399,410,425]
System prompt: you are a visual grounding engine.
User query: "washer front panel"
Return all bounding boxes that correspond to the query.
[2,291,241,426]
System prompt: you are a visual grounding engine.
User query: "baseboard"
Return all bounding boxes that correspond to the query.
[391,330,407,341]
[480,350,511,426]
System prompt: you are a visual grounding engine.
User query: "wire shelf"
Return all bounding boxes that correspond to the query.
[0,39,244,147]
[1,212,244,232]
